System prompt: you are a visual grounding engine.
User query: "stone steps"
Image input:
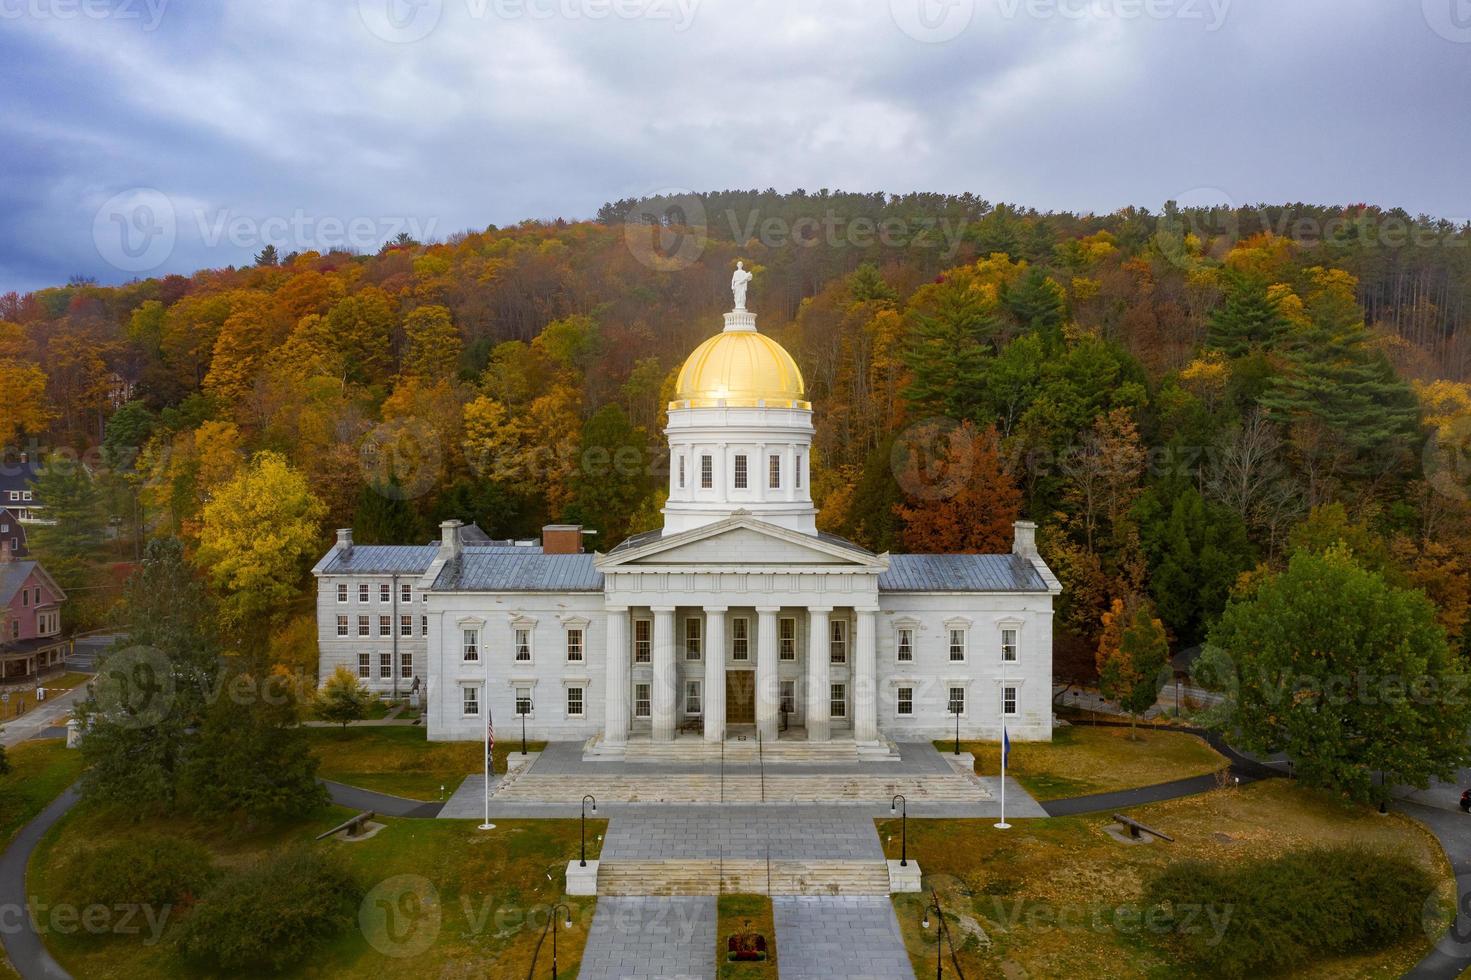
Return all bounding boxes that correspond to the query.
[618,740,866,765]
[494,773,990,804]
[597,860,893,896]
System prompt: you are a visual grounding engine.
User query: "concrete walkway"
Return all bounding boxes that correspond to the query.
[321,779,443,818]
[1397,789,1471,979]
[578,896,716,980]
[0,785,79,980]
[773,896,914,980]
[0,685,87,748]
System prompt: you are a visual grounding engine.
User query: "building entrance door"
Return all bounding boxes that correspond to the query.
[726,670,755,725]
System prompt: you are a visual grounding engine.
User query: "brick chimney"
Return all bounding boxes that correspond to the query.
[1012,520,1038,558]
[542,524,583,555]
[335,528,353,559]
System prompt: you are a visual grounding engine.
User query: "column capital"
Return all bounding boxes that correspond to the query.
[755,605,782,614]
[702,605,730,614]
[854,605,881,614]
[649,605,677,614]
[604,604,629,614]
[807,606,834,614]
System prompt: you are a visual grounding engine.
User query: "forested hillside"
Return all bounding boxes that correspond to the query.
[5,190,1470,674]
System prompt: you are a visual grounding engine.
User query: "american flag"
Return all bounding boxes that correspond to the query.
[486,707,495,774]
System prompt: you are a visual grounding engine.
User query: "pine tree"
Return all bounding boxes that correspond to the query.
[1000,267,1066,337]
[27,453,103,592]
[901,275,1002,422]
[1137,484,1256,644]
[567,405,654,545]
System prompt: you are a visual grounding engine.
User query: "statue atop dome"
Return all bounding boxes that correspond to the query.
[731,261,753,311]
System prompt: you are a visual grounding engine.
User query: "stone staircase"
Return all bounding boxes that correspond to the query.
[494,772,990,804]
[585,734,902,764]
[596,860,893,896]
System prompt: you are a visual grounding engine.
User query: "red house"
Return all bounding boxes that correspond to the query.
[0,554,67,682]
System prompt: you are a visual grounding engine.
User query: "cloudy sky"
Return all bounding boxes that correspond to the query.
[2,0,1467,293]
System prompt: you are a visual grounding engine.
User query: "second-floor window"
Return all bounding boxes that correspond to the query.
[779,617,796,661]
[358,615,370,637]
[634,620,651,663]
[358,583,369,603]
[897,628,914,662]
[400,615,413,636]
[1002,628,1018,662]
[379,615,391,637]
[401,583,413,603]
[336,615,348,637]
[337,583,348,603]
[685,618,702,660]
[463,629,479,662]
[732,617,749,660]
[830,620,847,664]
[567,628,584,662]
[949,629,967,662]
[514,628,532,662]
[379,583,391,603]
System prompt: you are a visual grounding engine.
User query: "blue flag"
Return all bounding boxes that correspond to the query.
[1002,725,1011,768]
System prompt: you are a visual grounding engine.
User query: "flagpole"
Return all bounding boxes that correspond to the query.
[995,724,1011,830]
[480,650,495,831]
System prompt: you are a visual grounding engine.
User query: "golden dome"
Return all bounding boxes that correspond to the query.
[672,327,809,410]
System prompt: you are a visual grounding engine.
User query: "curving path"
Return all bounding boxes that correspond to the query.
[0,786,79,980]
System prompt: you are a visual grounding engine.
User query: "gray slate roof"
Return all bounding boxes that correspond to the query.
[435,549,603,592]
[878,554,1049,593]
[319,545,440,576]
[0,560,38,605]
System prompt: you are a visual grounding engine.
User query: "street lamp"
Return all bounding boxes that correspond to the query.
[890,795,908,867]
[920,897,945,979]
[550,902,572,980]
[952,699,961,756]
[580,795,598,867]
[518,697,530,756]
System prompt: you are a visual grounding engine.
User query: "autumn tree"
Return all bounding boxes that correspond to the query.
[401,305,462,380]
[1095,597,1169,733]
[193,452,327,630]
[27,454,103,593]
[315,666,377,729]
[892,421,1021,553]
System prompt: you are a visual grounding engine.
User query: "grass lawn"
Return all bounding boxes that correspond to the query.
[305,726,548,800]
[943,724,1228,801]
[879,780,1451,979]
[0,739,85,847]
[29,800,606,979]
[718,894,777,979]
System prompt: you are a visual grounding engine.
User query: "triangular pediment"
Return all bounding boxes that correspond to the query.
[596,515,888,571]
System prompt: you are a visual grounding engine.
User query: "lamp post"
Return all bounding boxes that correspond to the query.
[890,795,907,867]
[550,902,572,980]
[518,697,530,756]
[920,897,945,979]
[952,700,961,756]
[580,795,597,867]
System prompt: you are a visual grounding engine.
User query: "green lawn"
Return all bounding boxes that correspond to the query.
[880,780,1449,979]
[944,724,1228,800]
[305,726,547,800]
[0,739,85,847]
[28,800,605,979]
[718,894,777,979]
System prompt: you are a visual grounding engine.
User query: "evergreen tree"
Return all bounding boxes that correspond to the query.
[254,244,279,267]
[1136,483,1256,644]
[1000,266,1066,337]
[566,405,653,545]
[26,453,103,592]
[901,274,1002,422]
[353,478,421,545]
[1205,271,1289,357]
[846,263,898,305]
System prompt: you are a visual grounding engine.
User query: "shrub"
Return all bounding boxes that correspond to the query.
[176,848,361,972]
[60,835,216,910]
[1143,845,1434,977]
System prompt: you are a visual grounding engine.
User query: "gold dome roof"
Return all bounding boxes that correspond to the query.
[672,327,809,410]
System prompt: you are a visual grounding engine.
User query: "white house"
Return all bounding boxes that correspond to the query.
[314,294,1061,751]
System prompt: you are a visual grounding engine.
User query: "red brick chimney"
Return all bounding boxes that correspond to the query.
[542,525,584,555]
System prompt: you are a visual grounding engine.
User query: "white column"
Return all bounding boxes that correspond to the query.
[806,607,831,741]
[854,607,878,743]
[703,607,727,742]
[603,606,629,745]
[756,606,780,742]
[651,606,677,742]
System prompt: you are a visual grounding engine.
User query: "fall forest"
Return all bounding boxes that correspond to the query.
[7,190,1471,678]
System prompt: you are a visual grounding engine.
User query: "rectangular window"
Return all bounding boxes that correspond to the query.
[634,620,651,663]
[685,618,702,660]
[421,615,428,636]
[897,686,914,716]
[358,615,370,637]
[337,615,348,637]
[359,583,370,603]
[401,653,413,678]
[515,686,533,716]
[685,680,702,716]
[634,683,651,718]
[1002,628,1018,662]
[379,583,391,603]
[514,628,531,662]
[732,617,749,661]
[830,619,847,664]
[949,687,966,715]
[379,652,392,679]
[768,454,780,489]
[830,683,847,719]
[733,454,748,489]
[400,615,413,636]
[796,452,803,488]
[567,686,585,718]
[678,455,686,489]
[897,628,914,662]
[1003,686,1018,716]
[700,455,713,489]
[21,590,27,607]
[379,615,392,637]
[463,685,480,716]
[401,583,413,604]
[779,617,796,661]
[779,680,795,714]
[567,628,584,662]
[463,629,479,662]
[949,629,966,662]
[337,583,348,603]
[358,652,371,678]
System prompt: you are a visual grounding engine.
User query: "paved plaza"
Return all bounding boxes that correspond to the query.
[579,896,717,980]
[773,896,917,980]
[602,806,884,860]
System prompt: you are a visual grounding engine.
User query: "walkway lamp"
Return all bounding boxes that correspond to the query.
[550,902,572,980]
[580,795,597,867]
[518,697,530,756]
[890,794,908,867]
[920,897,945,979]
